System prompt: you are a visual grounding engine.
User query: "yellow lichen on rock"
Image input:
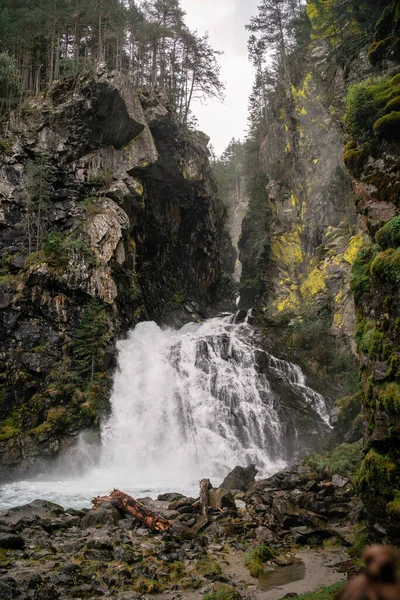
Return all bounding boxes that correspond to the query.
[300,265,327,299]
[271,230,304,268]
[344,232,365,264]
[275,289,300,314]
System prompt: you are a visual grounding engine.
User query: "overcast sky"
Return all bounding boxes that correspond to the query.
[180,0,259,155]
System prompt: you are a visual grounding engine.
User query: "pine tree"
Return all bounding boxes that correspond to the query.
[69,300,111,382]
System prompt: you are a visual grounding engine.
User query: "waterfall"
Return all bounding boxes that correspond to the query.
[0,313,332,509]
[100,313,331,484]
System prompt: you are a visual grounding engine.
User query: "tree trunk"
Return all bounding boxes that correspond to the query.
[92,490,173,532]
[199,478,210,519]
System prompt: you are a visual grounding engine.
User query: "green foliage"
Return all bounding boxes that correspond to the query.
[302,441,363,478]
[42,231,96,269]
[371,247,400,285]
[204,586,242,600]
[376,216,400,250]
[244,543,276,578]
[0,52,20,112]
[69,299,111,382]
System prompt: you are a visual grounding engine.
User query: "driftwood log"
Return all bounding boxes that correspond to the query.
[92,489,173,532]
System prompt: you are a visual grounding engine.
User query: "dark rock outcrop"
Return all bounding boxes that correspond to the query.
[221,464,258,491]
[0,70,230,479]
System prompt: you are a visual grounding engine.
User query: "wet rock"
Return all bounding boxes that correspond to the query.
[221,464,258,491]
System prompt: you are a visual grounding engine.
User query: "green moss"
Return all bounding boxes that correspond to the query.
[0,418,21,441]
[351,246,379,303]
[354,449,399,500]
[387,494,400,517]
[244,544,276,578]
[384,96,400,112]
[379,383,400,413]
[302,441,363,479]
[204,585,242,600]
[371,247,400,285]
[376,216,400,250]
[343,146,368,178]
[373,111,400,138]
[345,74,400,144]
[348,523,370,558]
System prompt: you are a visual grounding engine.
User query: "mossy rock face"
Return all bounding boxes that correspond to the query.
[373,111,400,138]
[345,74,400,145]
[371,247,400,284]
[376,216,400,250]
[343,146,368,179]
[368,0,400,66]
[354,449,400,501]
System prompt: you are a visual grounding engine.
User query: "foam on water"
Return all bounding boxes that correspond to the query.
[0,314,331,509]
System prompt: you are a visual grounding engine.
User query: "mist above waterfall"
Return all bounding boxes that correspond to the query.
[0,314,332,509]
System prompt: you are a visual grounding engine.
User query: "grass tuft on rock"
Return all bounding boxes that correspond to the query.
[295,582,346,600]
[244,543,277,578]
[204,584,242,600]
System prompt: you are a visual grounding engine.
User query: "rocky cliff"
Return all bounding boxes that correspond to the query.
[0,68,229,480]
[240,68,365,351]
[343,69,400,540]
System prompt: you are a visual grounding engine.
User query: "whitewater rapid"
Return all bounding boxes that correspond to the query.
[0,314,331,509]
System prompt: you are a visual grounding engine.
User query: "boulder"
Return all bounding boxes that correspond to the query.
[221,464,258,491]
[208,488,236,511]
[0,532,25,549]
[332,474,350,488]
[80,503,123,529]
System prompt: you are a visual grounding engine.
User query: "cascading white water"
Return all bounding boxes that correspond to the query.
[0,313,332,509]
[101,316,286,485]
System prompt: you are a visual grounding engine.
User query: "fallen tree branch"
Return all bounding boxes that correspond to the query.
[92,489,173,532]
